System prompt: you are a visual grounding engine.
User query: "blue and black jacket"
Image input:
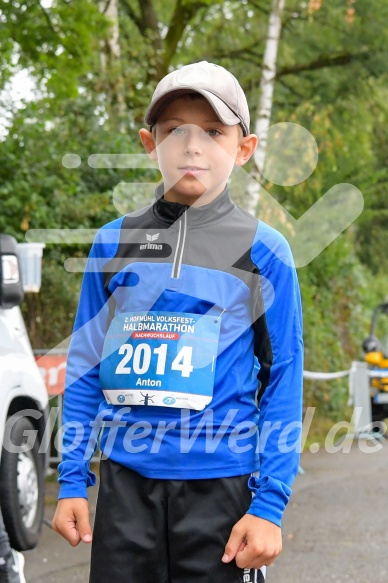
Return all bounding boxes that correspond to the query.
[58,185,303,527]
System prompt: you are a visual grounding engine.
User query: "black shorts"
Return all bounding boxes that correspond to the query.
[90,459,265,583]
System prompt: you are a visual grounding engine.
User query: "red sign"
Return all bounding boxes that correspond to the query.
[35,353,67,395]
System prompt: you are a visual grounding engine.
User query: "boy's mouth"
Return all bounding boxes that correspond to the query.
[179,166,208,176]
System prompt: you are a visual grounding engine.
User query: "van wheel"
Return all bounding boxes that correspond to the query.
[0,416,45,550]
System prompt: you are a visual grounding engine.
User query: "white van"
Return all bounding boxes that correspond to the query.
[0,234,49,550]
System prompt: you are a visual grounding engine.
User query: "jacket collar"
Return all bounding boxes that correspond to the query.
[152,183,235,226]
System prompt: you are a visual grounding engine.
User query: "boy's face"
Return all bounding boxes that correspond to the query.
[140,96,257,206]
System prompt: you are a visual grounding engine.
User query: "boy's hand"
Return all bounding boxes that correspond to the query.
[52,498,92,547]
[222,514,282,569]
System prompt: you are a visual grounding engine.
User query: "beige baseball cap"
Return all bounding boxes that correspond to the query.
[145,61,250,136]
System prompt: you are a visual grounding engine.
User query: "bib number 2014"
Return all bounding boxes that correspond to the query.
[115,343,194,378]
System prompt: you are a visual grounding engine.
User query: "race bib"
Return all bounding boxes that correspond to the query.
[100,311,221,410]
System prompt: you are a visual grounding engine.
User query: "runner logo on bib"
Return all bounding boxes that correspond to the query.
[100,311,221,410]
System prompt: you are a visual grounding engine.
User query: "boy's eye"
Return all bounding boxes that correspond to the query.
[207,129,221,137]
[170,127,186,135]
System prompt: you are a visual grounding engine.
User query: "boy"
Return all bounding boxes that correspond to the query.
[53,61,303,583]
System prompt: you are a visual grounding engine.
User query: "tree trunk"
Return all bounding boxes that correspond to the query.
[245,0,285,216]
[99,0,127,126]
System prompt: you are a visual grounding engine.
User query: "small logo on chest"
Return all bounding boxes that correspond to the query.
[140,233,162,250]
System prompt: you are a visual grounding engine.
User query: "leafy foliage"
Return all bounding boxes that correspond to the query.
[0,0,107,97]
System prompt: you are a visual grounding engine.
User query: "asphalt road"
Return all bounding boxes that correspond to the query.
[24,439,388,583]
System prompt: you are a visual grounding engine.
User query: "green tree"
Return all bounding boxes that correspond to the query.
[0,0,107,96]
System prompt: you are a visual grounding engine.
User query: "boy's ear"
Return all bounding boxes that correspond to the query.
[235,134,258,167]
[139,128,158,161]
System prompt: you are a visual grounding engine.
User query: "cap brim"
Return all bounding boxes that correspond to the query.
[145,87,242,130]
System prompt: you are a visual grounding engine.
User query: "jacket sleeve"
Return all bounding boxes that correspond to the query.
[57,224,121,499]
[247,229,303,526]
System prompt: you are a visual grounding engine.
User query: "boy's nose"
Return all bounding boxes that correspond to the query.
[183,125,204,155]
[184,137,202,155]
[185,142,201,156]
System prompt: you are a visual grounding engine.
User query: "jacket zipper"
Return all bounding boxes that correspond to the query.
[171,211,187,279]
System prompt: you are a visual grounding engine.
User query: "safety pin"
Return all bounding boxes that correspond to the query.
[214,308,227,324]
